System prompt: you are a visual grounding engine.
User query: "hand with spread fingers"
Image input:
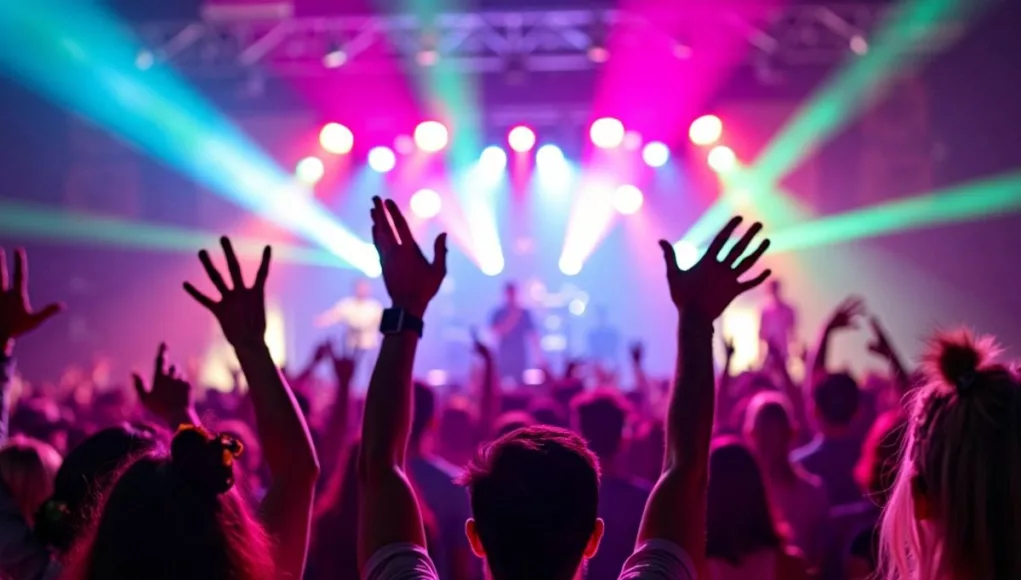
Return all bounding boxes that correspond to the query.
[370,197,447,318]
[657,216,771,320]
[0,248,65,353]
[183,237,271,349]
[867,316,895,360]
[827,296,866,332]
[133,343,197,429]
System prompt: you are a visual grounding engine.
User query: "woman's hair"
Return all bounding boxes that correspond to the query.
[35,424,160,552]
[853,410,906,507]
[0,436,62,525]
[63,426,275,580]
[880,330,1021,580]
[706,437,784,565]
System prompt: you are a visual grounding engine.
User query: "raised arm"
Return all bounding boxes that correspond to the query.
[318,342,355,481]
[866,316,911,396]
[133,343,199,430]
[471,328,500,433]
[358,198,447,569]
[809,297,865,382]
[636,218,771,577]
[184,238,319,580]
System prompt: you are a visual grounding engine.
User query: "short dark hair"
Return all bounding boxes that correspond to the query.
[572,390,629,459]
[411,382,436,445]
[813,372,860,427]
[460,426,601,580]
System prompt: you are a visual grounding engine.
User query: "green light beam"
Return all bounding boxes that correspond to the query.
[0,199,353,269]
[767,171,1021,253]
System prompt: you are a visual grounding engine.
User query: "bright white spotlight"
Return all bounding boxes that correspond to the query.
[479,146,508,172]
[410,188,442,219]
[508,125,536,152]
[673,241,701,269]
[642,142,670,167]
[414,121,449,153]
[319,123,354,154]
[612,184,644,215]
[568,299,586,316]
[590,117,625,149]
[558,256,582,276]
[689,114,723,146]
[480,256,505,276]
[367,146,396,173]
[295,156,325,184]
[535,144,565,168]
[707,145,737,173]
[323,47,348,68]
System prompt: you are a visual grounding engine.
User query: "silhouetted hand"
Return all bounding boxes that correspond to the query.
[867,316,895,360]
[629,341,645,366]
[133,343,195,428]
[183,237,271,349]
[721,335,736,359]
[657,217,771,320]
[826,297,866,333]
[0,248,64,350]
[470,327,492,360]
[371,197,447,318]
[328,341,357,387]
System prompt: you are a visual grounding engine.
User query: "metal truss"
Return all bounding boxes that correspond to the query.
[133,3,962,78]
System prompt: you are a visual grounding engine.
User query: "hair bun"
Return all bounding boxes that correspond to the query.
[170,425,244,495]
[928,330,1000,394]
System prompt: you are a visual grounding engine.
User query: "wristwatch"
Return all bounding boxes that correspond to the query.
[379,308,424,337]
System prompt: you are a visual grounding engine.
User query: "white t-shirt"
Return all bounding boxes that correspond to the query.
[363,539,696,580]
[321,297,383,351]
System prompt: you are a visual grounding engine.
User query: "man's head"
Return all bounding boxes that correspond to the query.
[353,279,371,299]
[812,372,860,430]
[571,390,629,461]
[460,426,603,580]
[769,279,782,300]
[504,282,518,305]
[410,382,436,449]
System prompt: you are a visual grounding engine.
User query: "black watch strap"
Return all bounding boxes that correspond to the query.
[379,308,424,337]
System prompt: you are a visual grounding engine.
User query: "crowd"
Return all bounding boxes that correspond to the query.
[0,196,1018,579]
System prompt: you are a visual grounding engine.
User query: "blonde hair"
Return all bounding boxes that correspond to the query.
[0,436,62,526]
[879,330,1021,580]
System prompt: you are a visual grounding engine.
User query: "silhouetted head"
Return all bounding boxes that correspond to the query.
[881,331,1021,580]
[461,426,603,580]
[64,426,274,580]
[707,438,783,566]
[353,279,372,300]
[853,410,905,507]
[411,382,437,449]
[571,390,630,461]
[813,372,861,429]
[0,435,62,526]
[744,392,796,466]
[35,424,160,553]
[504,282,518,305]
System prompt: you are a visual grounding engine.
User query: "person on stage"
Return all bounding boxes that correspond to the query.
[489,282,540,384]
[759,279,797,365]
[316,279,384,356]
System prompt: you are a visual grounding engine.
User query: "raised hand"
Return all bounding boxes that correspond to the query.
[183,237,271,349]
[867,316,895,360]
[133,343,196,428]
[826,296,866,332]
[370,197,447,318]
[328,341,357,387]
[630,341,645,366]
[0,248,64,350]
[721,335,736,359]
[657,217,771,320]
[470,327,492,360]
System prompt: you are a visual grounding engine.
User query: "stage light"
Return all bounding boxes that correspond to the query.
[535,144,565,168]
[479,146,507,172]
[642,141,670,167]
[672,241,701,269]
[689,114,723,146]
[568,299,586,316]
[590,117,625,149]
[394,134,414,155]
[508,125,536,152]
[319,123,353,155]
[480,256,505,276]
[135,49,154,70]
[295,156,325,184]
[414,121,449,153]
[707,145,737,173]
[559,256,582,276]
[410,188,442,219]
[612,184,644,215]
[367,146,396,173]
[323,45,348,68]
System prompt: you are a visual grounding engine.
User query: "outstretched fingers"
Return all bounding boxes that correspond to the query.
[739,269,773,293]
[154,342,168,379]
[371,197,396,256]
[432,233,448,275]
[198,250,230,295]
[734,239,770,276]
[384,198,415,248]
[707,216,743,262]
[254,246,272,289]
[29,303,65,327]
[13,249,27,295]
[132,373,148,400]
[183,282,217,310]
[723,222,763,266]
[220,237,245,288]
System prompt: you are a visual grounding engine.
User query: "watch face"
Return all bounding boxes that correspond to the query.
[380,308,403,333]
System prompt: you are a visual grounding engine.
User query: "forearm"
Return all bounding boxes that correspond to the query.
[360,333,418,471]
[666,311,715,472]
[235,342,319,480]
[319,377,351,480]
[478,354,499,431]
[810,325,835,379]
[0,353,12,447]
[713,355,733,432]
